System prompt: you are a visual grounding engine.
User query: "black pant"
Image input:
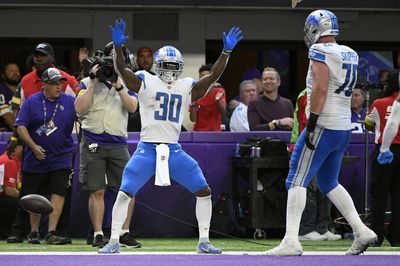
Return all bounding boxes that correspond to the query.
[0,194,18,238]
[10,169,72,238]
[371,144,400,245]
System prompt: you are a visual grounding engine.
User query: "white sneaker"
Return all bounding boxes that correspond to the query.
[346,227,377,255]
[323,231,342,241]
[265,238,303,256]
[299,231,327,241]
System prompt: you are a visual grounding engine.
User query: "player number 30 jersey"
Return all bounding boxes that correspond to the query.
[136,71,194,143]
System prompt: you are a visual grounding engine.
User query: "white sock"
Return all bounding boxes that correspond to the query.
[196,195,212,243]
[120,229,129,236]
[327,185,364,236]
[284,186,306,240]
[94,231,103,237]
[109,191,132,244]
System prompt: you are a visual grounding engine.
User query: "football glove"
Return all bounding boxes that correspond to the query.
[109,19,129,47]
[377,150,394,165]
[222,26,244,54]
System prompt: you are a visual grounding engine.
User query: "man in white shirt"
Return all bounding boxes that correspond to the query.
[230,80,257,132]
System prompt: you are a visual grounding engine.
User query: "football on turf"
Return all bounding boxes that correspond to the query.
[20,194,54,215]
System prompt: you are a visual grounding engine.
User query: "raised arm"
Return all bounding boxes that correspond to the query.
[192,27,243,102]
[109,19,142,93]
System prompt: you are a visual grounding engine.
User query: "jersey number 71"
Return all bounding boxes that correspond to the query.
[334,63,357,97]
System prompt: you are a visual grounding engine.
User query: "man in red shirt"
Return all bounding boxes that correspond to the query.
[0,142,22,239]
[365,69,400,247]
[11,43,78,113]
[190,64,227,131]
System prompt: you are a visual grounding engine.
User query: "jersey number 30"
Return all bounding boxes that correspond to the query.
[154,92,182,123]
[334,63,357,97]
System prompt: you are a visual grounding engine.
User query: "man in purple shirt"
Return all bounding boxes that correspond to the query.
[351,86,366,133]
[247,67,294,131]
[14,68,76,244]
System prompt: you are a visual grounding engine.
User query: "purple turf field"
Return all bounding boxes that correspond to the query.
[2,254,400,266]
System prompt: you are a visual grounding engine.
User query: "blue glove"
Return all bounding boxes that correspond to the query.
[108,19,129,47]
[222,26,244,54]
[377,150,394,165]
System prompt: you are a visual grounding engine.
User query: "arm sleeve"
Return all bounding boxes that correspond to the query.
[380,100,400,152]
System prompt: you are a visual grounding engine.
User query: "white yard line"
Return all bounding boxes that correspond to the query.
[1,251,400,256]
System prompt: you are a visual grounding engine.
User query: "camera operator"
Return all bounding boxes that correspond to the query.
[75,43,139,248]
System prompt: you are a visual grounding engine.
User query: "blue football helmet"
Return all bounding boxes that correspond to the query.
[304,9,339,48]
[154,46,184,83]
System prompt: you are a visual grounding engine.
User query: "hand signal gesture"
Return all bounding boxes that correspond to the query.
[222,27,244,54]
[109,19,129,47]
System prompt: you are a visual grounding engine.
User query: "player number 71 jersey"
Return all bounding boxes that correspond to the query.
[306,43,359,130]
[136,70,194,143]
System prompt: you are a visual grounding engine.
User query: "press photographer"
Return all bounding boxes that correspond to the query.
[74,41,139,248]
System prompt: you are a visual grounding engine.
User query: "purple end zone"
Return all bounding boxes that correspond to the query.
[1,255,399,266]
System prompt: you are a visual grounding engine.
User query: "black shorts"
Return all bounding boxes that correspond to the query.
[21,169,72,197]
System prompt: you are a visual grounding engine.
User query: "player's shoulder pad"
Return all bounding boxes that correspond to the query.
[135,70,147,81]
[308,43,332,63]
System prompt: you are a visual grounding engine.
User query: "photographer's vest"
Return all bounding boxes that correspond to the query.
[78,77,129,138]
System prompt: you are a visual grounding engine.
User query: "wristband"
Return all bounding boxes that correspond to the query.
[10,136,18,141]
[307,112,319,131]
[89,72,96,80]
[222,49,231,56]
[115,85,124,92]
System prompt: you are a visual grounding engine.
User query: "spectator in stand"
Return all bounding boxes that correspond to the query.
[228,68,263,115]
[7,43,78,244]
[242,68,263,95]
[190,64,227,131]
[13,68,76,244]
[248,67,294,131]
[0,63,21,131]
[379,69,390,94]
[365,69,400,247]
[136,47,154,74]
[229,80,257,132]
[0,139,22,239]
[351,85,366,133]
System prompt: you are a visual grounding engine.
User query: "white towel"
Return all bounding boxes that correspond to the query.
[155,144,171,186]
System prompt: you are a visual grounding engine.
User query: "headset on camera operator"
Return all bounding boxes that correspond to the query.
[74,42,139,248]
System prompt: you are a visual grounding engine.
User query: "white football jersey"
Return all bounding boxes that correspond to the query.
[136,71,194,143]
[306,43,359,130]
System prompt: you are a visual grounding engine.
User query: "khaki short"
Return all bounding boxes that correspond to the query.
[79,135,130,191]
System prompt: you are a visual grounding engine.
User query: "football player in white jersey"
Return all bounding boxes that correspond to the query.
[99,19,243,254]
[265,10,377,256]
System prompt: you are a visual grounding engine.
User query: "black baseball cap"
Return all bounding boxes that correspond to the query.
[34,43,54,56]
[41,68,67,84]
